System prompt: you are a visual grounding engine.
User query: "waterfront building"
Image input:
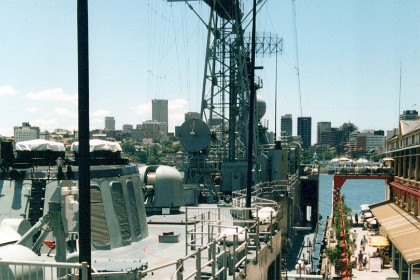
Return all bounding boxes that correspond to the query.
[281,114,293,136]
[105,116,115,131]
[14,122,40,142]
[317,121,331,144]
[370,118,420,280]
[152,99,168,134]
[297,116,311,148]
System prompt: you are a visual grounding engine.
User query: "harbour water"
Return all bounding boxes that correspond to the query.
[318,173,387,219]
[314,173,387,272]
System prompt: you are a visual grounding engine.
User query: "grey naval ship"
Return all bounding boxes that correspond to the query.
[0,134,319,280]
[0,1,320,279]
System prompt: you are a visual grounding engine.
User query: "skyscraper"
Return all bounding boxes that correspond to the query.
[297,117,312,148]
[105,116,115,131]
[152,99,168,134]
[281,114,293,136]
[317,121,331,144]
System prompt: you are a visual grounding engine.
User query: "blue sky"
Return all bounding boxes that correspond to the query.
[0,1,419,140]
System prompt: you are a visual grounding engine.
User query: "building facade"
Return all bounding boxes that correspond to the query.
[297,116,311,148]
[370,118,420,280]
[400,110,418,120]
[185,112,200,122]
[105,116,116,131]
[14,122,40,142]
[349,130,385,156]
[152,99,168,134]
[281,114,293,137]
[317,121,331,145]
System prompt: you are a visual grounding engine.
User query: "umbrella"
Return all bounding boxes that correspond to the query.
[369,236,389,247]
[382,157,394,161]
[338,157,350,162]
[356,158,368,164]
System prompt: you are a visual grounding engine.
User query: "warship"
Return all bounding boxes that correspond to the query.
[0,1,320,279]
[0,136,319,280]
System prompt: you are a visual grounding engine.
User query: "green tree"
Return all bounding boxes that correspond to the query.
[340,122,358,143]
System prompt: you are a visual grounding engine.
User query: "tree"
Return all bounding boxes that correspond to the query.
[340,122,358,143]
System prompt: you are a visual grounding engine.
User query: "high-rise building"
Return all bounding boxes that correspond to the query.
[152,99,168,134]
[185,112,200,122]
[281,114,293,136]
[317,122,331,144]
[320,128,343,147]
[14,122,40,142]
[105,116,115,131]
[400,110,418,120]
[297,117,312,148]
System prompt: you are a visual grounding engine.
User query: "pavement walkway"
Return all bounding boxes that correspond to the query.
[340,219,399,280]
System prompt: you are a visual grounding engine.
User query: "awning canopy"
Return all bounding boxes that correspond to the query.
[371,202,420,264]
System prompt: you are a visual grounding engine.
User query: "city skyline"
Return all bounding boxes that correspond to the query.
[0,1,418,140]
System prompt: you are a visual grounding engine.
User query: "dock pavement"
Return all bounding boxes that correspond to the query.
[332,218,399,280]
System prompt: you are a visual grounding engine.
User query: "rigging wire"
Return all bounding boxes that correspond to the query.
[291,0,303,117]
[171,6,184,99]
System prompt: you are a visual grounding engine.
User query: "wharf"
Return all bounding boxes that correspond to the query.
[326,217,399,280]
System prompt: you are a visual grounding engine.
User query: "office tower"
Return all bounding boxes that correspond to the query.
[297,117,312,148]
[105,116,115,131]
[317,122,331,144]
[281,114,293,136]
[152,99,168,134]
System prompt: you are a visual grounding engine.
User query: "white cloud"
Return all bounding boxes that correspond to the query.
[132,102,152,117]
[53,107,78,118]
[25,88,77,102]
[168,99,189,130]
[90,109,111,130]
[0,85,17,96]
[92,109,110,118]
[31,119,59,130]
[26,107,38,113]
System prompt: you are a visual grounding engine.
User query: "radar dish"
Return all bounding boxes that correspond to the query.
[178,119,211,153]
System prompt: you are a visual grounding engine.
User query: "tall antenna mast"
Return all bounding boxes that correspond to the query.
[292,0,303,117]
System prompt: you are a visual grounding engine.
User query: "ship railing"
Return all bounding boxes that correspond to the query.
[138,229,250,280]
[141,206,281,280]
[0,259,88,280]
